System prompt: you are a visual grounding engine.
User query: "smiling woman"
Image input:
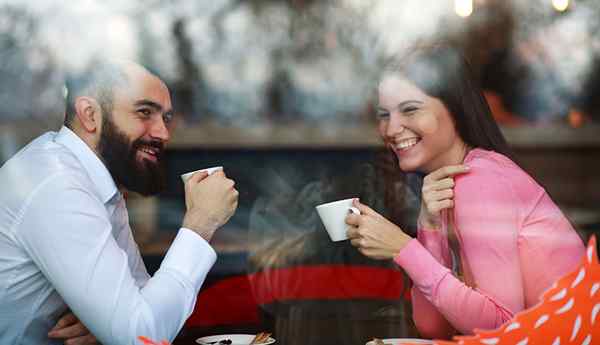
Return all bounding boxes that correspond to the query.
[378,44,514,171]
[346,44,585,339]
[377,76,466,174]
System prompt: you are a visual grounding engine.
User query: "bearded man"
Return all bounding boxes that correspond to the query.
[0,60,239,345]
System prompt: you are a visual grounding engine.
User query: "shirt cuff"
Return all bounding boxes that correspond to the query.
[160,228,217,291]
[394,238,450,297]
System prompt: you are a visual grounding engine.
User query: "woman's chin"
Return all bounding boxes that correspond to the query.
[393,145,426,173]
[397,156,423,173]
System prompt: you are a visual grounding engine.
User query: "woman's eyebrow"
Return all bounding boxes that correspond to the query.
[397,100,423,108]
[377,100,423,112]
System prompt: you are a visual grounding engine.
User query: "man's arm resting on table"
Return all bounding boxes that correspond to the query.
[17,174,216,345]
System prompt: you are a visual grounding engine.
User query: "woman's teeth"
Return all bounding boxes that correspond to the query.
[396,138,419,150]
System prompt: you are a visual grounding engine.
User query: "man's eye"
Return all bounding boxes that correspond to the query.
[163,113,173,124]
[138,109,152,117]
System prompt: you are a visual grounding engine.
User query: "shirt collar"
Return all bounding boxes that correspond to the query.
[54,126,119,204]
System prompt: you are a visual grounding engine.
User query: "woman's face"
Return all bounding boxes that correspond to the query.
[377,73,464,173]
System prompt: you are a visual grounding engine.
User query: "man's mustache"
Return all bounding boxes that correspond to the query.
[132,139,165,159]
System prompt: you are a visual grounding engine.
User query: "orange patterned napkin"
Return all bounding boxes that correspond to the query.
[431,235,600,345]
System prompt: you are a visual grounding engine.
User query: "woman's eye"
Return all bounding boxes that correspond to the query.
[376,111,389,119]
[403,107,418,114]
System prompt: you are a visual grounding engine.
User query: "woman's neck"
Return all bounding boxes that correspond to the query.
[423,140,471,173]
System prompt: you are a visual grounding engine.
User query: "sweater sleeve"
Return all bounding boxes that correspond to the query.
[416,228,450,266]
[410,229,456,338]
[395,162,522,335]
[395,240,514,335]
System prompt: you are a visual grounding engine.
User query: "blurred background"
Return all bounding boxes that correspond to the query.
[1,0,599,343]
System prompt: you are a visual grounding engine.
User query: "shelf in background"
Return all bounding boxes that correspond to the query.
[2,119,600,150]
[168,122,600,149]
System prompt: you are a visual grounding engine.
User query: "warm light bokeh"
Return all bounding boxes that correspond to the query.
[553,0,570,12]
[455,0,473,17]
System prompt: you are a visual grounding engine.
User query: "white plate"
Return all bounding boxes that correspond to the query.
[196,334,276,345]
[366,339,433,345]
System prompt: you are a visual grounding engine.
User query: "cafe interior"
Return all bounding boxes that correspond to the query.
[0,0,599,344]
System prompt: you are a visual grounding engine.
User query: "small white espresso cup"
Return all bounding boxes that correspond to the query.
[315,198,361,242]
[181,166,223,183]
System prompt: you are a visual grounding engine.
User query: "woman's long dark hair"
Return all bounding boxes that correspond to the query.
[382,44,514,160]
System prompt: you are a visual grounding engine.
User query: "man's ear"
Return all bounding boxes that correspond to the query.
[74,96,102,133]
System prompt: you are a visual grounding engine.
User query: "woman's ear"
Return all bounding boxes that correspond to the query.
[73,96,102,133]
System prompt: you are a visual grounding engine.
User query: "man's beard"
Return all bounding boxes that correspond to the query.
[97,115,166,196]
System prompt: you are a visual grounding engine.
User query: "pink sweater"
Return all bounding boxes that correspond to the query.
[394,148,585,338]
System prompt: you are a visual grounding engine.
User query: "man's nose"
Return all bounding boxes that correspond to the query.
[150,116,170,142]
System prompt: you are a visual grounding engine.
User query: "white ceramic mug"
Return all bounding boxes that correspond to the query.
[315,198,361,241]
[180,166,223,183]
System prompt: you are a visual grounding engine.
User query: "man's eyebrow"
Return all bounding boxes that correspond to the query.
[134,99,163,111]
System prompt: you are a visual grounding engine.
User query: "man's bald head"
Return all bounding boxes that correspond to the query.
[64,59,172,196]
[63,60,158,128]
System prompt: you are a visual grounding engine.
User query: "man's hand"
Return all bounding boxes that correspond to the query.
[182,170,239,241]
[48,311,99,345]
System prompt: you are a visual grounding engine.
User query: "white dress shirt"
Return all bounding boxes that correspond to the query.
[0,127,217,345]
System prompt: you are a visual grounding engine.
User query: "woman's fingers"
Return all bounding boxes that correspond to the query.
[427,199,454,214]
[345,212,361,227]
[424,165,470,183]
[351,199,373,215]
[434,189,454,200]
[423,188,453,203]
[350,238,363,247]
[422,177,453,193]
[433,178,455,191]
[353,198,389,221]
[346,224,360,239]
[422,178,455,207]
[419,165,467,229]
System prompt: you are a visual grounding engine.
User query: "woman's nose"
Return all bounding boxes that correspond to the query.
[386,113,405,138]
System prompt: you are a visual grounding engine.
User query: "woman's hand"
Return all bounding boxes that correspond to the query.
[418,165,470,230]
[346,199,412,260]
